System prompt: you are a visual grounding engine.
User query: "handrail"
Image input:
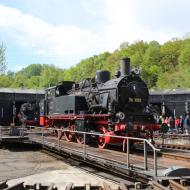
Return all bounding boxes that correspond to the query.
[0,124,161,177]
[26,126,160,152]
[26,126,160,177]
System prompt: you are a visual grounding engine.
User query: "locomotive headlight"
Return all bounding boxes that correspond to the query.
[116,112,125,120]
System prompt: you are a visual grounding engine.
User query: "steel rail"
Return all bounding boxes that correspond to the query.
[169,180,189,190]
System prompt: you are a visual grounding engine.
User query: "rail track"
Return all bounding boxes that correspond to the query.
[155,143,190,162]
[40,148,126,185]
[151,179,190,190]
[30,133,190,174]
[160,152,190,162]
[41,146,190,189]
[156,143,190,150]
[1,179,190,190]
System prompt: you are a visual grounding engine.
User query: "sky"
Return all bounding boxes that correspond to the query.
[0,0,190,71]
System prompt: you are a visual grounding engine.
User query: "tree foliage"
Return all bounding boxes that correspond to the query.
[0,64,65,89]
[1,36,190,89]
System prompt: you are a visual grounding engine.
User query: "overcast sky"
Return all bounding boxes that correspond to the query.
[0,0,190,71]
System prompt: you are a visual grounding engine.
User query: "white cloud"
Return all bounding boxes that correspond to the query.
[102,0,187,47]
[0,1,190,69]
[34,49,47,56]
[0,5,101,68]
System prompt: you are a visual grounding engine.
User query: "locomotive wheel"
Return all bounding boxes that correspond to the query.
[64,125,76,142]
[98,127,108,149]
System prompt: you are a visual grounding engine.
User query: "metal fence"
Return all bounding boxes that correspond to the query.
[25,126,160,177]
[0,126,11,138]
[0,125,160,177]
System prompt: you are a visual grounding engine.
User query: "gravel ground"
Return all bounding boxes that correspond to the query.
[0,147,118,188]
[0,148,69,181]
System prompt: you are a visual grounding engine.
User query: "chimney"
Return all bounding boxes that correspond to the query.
[120,58,130,76]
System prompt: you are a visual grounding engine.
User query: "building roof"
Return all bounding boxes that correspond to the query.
[150,88,190,95]
[0,88,44,94]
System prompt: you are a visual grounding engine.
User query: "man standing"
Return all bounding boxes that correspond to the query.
[183,114,190,135]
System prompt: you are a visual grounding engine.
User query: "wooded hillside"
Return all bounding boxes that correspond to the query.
[1,37,190,89]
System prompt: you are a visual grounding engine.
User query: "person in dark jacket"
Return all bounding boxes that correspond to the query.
[184,114,190,135]
[168,116,174,132]
[179,115,184,133]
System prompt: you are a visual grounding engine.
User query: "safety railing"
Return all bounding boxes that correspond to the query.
[24,126,160,177]
[0,125,28,140]
[0,126,11,138]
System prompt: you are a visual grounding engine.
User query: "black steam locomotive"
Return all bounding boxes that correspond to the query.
[40,58,160,148]
[19,103,40,126]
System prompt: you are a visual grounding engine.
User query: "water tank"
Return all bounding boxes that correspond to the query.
[95,70,110,83]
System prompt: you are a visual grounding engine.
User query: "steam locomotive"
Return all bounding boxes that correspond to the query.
[19,103,40,126]
[39,58,160,149]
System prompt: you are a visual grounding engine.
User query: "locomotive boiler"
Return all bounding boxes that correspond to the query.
[40,58,160,149]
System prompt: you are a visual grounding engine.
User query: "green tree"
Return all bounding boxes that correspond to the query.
[11,73,28,88]
[178,39,190,68]
[125,40,148,67]
[142,41,161,87]
[39,65,64,88]
[64,52,111,82]
[160,39,182,72]
[25,76,41,89]
[3,35,190,90]
[175,39,190,88]
[0,74,13,87]
[18,64,43,78]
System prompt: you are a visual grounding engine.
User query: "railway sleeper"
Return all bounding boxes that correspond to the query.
[169,179,189,190]
[150,179,190,190]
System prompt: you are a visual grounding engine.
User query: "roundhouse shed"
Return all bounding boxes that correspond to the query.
[0,88,44,126]
[149,88,190,117]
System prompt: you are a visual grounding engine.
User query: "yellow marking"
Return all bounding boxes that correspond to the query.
[129,98,142,103]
